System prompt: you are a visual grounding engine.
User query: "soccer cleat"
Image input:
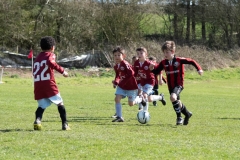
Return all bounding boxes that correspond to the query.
[111,113,117,118]
[159,93,166,106]
[153,101,157,106]
[183,112,192,125]
[33,119,42,130]
[62,122,71,130]
[112,117,124,122]
[176,117,183,125]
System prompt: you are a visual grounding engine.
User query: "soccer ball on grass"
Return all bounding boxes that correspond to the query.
[137,110,150,124]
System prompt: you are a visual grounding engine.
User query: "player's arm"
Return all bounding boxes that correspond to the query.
[112,66,120,88]
[48,53,68,77]
[180,58,203,75]
[151,61,164,75]
[119,63,134,87]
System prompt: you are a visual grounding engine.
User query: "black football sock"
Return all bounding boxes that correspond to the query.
[172,100,181,117]
[35,107,45,121]
[58,105,67,124]
[181,104,191,117]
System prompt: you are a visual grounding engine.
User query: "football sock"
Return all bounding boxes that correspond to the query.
[35,107,45,121]
[172,100,181,117]
[139,103,143,110]
[115,103,122,118]
[181,104,190,117]
[151,95,162,101]
[58,105,67,124]
[134,96,142,104]
[143,102,149,111]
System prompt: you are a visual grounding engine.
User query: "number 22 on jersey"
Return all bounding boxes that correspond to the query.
[33,60,50,82]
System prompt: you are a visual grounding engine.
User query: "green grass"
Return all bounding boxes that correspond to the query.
[0,68,240,159]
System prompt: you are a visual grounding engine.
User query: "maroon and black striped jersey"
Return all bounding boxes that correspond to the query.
[152,56,202,91]
[33,52,64,100]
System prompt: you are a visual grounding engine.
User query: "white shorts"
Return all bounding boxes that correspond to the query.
[141,84,154,95]
[115,86,138,102]
[37,93,63,109]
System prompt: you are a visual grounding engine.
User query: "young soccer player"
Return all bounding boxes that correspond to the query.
[133,47,166,112]
[151,41,203,125]
[112,46,145,122]
[33,36,70,130]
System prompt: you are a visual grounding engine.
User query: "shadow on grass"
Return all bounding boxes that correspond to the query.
[0,129,33,132]
[217,117,240,120]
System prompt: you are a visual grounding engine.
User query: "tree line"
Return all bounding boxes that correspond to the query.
[0,0,240,57]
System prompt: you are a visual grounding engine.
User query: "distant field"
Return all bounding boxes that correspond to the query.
[0,68,240,159]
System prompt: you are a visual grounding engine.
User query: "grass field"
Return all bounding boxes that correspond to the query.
[0,68,240,159]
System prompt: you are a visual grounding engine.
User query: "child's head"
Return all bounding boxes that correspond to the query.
[149,56,156,63]
[161,41,176,60]
[112,46,125,64]
[132,56,138,65]
[136,47,147,62]
[40,36,56,52]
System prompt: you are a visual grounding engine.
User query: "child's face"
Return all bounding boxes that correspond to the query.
[137,51,147,61]
[163,49,174,60]
[113,51,124,64]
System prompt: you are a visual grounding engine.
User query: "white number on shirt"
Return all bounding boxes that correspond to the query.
[33,60,50,82]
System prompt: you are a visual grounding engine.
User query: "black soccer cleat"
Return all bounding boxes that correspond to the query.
[153,101,157,106]
[112,117,124,122]
[176,117,183,125]
[183,112,192,125]
[159,93,166,106]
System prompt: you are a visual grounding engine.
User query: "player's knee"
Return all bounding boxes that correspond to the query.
[170,94,177,102]
[115,96,121,103]
[128,102,134,106]
[57,102,64,106]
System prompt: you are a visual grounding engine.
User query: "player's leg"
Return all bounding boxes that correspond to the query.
[34,98,51,130]
[137,84,144,110]
[181,103,192,125]
[147,85,166,106]
[50,93,70,130]
[112,86,124,122]
[170,86,184,125]
[152,85,159,106]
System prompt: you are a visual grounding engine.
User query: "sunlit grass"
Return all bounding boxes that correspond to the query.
[0,68,240,159]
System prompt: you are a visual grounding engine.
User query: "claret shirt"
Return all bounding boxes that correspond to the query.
[33,52,64,100]
[133,59,156,86]
[113,60,138,90]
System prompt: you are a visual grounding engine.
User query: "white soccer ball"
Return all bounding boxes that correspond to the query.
[137,110,150,124]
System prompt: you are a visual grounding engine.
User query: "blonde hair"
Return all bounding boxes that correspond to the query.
[161,41,176,52]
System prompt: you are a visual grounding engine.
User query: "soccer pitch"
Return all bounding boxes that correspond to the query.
[0,68,240,159]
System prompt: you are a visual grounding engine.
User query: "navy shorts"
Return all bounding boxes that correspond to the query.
[170,86,183,100]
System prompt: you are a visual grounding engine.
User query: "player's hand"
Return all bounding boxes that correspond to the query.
[63,71,68,77]
[149,63,154,70]
[159,80,163,86]
[198,70,203,76]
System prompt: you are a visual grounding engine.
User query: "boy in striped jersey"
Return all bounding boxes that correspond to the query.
[151,41,203,125]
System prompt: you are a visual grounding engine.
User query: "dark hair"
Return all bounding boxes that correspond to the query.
[112,46,125,55]
[136,47,148,54]
[149,56,156,61]
[40,36,56,50]
[132,56,137,60]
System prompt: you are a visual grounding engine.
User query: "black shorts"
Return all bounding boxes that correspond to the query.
[170,86,183,100]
